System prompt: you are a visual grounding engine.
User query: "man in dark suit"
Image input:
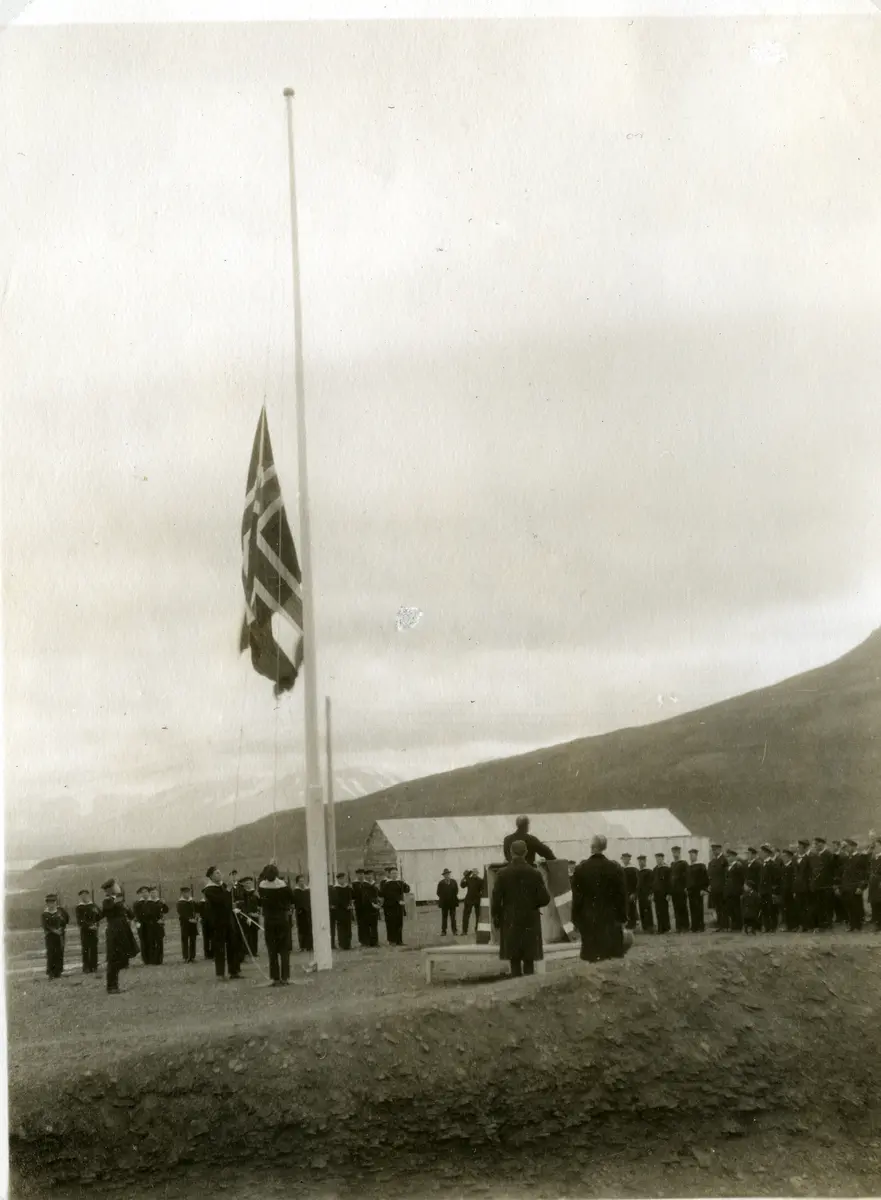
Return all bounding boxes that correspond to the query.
[669,846,690,933]
[686,848,709,933]
[780,848,798,931]
[490,840,551,977]
[759,844,781,933]
[840,838,869,932]
[651,853,671,934]
[436,869,460,935]
[810,837,835,930]
[201,867,242,981]
[707,842,728,931]
[636,855,654,931]
[75,889,101,974]
[502,817,556,866]
[724,849,746,932]
[571,835,628,962]
[620,853,639,930]
[794,839,813,930]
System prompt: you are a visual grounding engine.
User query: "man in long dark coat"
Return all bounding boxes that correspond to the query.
[490,840,550,977]
[686,848,709,933]
[101,878,137,994]
[202,866,242,980]
[75,889,101,973]
[502,816,556,866]
[707,842,728,931]
[571,835,628,962]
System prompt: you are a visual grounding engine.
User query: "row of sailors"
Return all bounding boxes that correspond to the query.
[612,838,881,934]
[39,865,414,988]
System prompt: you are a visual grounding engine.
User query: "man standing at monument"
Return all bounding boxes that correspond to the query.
[491,840,551,977]
[502,816,556,866]
[460,868,484,937]
[571,835,628,961]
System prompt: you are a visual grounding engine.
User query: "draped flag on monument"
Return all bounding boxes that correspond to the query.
[239,406,304,696]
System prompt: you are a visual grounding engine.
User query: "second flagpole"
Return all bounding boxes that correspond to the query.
[283,86,332,971]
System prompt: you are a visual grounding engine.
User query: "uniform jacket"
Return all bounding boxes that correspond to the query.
[75,901,101,931]
[707,854,728,891]
[724,860,746,897]
[202,881,235,931]
[490,859,550,962]
[651,864,671,897]
[436,878,460,907]
[292,886,312,915]
[810,848,835,891]
[780,859,795,896]
[329,884,354,913]
[102,894,137,967]
[42,908,69,938]
[793,854,811,894]
[669,859,689,894]
[622,865,639,897]
[258,878,295,925]
[841,852,870,891]
[759,858,781,897]
[686,862,709,891]
[636,867,654,898]
[379,879,410,908]
[746,858,762,890]
[502,830,556,865]
[177,898,198,924]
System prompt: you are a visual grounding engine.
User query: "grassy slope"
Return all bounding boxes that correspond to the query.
[19,627,881,893]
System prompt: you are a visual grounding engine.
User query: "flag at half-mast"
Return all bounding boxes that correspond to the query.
[240,406,304,695]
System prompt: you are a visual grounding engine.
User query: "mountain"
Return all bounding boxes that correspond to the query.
[81,626,881,886]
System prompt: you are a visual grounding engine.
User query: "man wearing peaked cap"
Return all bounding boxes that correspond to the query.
[840,838,870,932]
[42,894,70,979]
[133,887,151,963]
[686,847,709,933]
[75,888,102,974]
[707,842,728,932]
[809,837,835,930]
[635,855,654,932]
[746,848,762,894]
[723,848,745,932]
[779,848,798,931]
[758,845,781,933]
[620,853,639,931]
[669,846,690,934]
[793,840,813,931]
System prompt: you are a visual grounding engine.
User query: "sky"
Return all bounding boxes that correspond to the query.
[3,13,881,858]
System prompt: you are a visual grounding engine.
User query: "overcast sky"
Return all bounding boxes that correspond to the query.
[3,15,881,856]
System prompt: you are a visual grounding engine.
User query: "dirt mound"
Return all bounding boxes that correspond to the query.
[10,943,881,1195]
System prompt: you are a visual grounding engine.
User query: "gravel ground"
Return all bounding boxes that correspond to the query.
[8,918,881,1198]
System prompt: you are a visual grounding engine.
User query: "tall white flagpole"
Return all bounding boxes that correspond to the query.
[283,87,332,971]
[325,695,338,879]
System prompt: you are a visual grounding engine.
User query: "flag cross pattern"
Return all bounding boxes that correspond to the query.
[240,407,305,695]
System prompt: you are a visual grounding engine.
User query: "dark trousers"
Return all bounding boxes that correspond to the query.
[637,896,654,930]
[180,922,198,962]
[137,923,148,962]
[671,891,689,932]
[364,910,379,947]
[782,895,798,930]
[213,927,240,978]
[440,904,458,935]
[80,928,99,972]
[653,895,670,934]
[846,892,865,931]
[462,898,480,935]
[510,958,535,977]
[709,889,728,930]
[727,895,743,932]
[332,910,353,950]
[295,911,313,953]
[264,922,291,982]
[106,961,121,992]
[154,929,165,964]
[813,890,833,929]
[760,896,778,932]
[45,935,64,978]
[871,901,881,930]
[246,921,259,957]
[743,917,761,935]
[202,922,214,958]
[834,891,848,923]
[355,909,370,946]
[625,897,638,930]
[687,889,705,932]
[384,905,404,945]
[795,893,813,931]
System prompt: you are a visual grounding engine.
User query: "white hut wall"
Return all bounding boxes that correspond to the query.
[402,846,503,902]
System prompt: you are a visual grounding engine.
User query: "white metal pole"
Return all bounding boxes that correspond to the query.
[283,87,332,971]
[325,695,338,879]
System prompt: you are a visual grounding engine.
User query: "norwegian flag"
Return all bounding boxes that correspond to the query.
[476,859,576,945]
[239,407,304,695]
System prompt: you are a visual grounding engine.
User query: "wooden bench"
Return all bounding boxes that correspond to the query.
[422,940,581,984]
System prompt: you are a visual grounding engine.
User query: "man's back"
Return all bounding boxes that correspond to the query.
[492,859,550,921]
[571,854,627,925]
[502,829,556,865]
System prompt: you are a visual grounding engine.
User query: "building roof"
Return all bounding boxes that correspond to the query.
[372,810,691,851]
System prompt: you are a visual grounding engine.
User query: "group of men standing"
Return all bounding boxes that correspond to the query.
[622,837,881,936]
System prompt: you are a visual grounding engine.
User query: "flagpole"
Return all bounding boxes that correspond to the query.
[283,86,332,971]
[325,695,338,880]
